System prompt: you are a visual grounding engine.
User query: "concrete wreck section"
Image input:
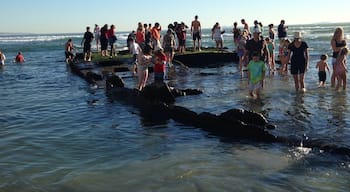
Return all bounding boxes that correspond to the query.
[69,51,350,157]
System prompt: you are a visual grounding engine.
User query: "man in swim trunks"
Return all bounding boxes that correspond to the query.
[65,38,74,63]
[191,15,201,52]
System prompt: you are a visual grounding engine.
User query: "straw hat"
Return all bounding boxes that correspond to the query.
[294,32,302,39]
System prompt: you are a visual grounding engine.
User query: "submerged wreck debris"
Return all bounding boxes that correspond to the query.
[106,79,277,142]
[69,52,350,157]
[174,48,238,68]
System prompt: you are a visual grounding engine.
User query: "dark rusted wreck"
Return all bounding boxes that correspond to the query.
[174,51,238,67]
[69,52,350,157]
[106,74,277,142]
[105,75,350,156]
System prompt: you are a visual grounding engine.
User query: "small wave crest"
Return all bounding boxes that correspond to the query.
[0,33,81,43]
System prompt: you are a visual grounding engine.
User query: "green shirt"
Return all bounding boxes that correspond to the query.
[247,60,266,84]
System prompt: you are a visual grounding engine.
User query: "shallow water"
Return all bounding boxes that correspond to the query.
[1,23,350,191]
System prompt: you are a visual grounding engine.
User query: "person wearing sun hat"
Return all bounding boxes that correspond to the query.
[244,29,270,69]
[287,31,309,92]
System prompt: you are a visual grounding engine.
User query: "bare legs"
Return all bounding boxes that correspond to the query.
[137,69,148,91]
[193,39,201,52]
[293,73,305,92]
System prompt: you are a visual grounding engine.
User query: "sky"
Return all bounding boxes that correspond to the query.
[2,0,350,34]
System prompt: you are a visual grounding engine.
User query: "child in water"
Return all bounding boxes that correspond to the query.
[154,49,167,82]
[247,51,266,98]
[315,54,330,87]
[334,47,348,91]
[265,37,275,72]
[279,39,290,74]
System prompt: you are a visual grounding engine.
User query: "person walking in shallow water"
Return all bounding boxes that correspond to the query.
[287,32,309,92]
[315,54,330,87]
[247,52,266,98]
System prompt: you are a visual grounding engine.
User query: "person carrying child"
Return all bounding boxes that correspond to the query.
[315,54,330,87]
[334,47,348,91]
[247,51,267,98]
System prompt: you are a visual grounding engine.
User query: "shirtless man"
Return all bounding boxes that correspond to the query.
[241,19,250,36]
[191,15,201,51]
[65,38,74,63]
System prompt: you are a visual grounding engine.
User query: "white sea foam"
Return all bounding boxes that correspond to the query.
[0,33,81,43]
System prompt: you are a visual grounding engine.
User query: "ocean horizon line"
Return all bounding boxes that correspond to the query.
[0,21,349,35]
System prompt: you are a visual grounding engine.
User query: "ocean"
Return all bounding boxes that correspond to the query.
[1,23,350,191]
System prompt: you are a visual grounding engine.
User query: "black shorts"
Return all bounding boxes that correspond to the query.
[192,31,201,41]
[83,42,91,52]
[318,71,326,82]
[179,39,186,46]
[164,46,174,53]
[65,51,74,59]
[290,62,306,75]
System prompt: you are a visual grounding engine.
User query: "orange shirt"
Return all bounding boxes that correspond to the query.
[136,30,145,43]
[151,27,161,40]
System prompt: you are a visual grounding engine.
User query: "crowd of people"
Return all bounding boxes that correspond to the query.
[77,16,205,91]
[64,17,348,95]
[229,19,348,97]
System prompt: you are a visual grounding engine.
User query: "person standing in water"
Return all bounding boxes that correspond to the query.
[334,47,349,91]
[0,50,6,65]
[64,38,74,63]
[330,27,347,87]
[15,52,25,63]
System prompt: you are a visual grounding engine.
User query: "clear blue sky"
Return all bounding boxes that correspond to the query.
[3,0,350,34]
